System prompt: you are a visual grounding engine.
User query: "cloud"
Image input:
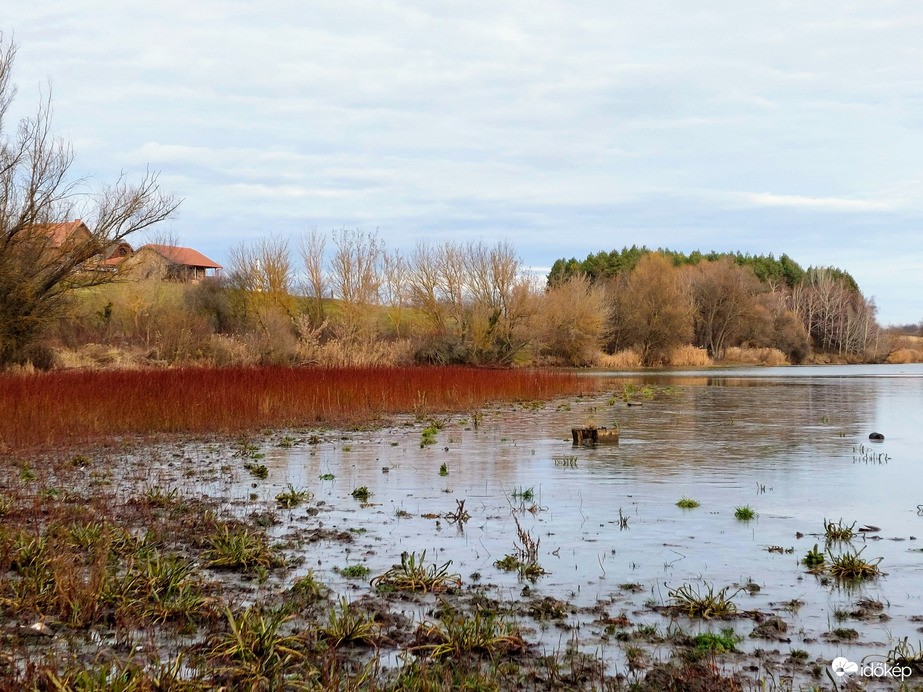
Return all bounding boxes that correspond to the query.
[735,192,892,212]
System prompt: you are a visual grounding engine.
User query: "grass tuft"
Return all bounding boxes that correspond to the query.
[412,605,526,659]
[274,484,312,509]
[733,505,756,520]
[371,550,461,593]
[668,583,740,618]
[827,546,882,580]
[203,525,283,571]
[823,518,855,541]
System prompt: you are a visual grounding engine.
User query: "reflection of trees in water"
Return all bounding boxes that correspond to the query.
[583,377,879,471]
[271,376,889,491]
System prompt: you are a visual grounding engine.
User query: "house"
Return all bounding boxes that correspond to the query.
[39,219,94,249]
[34,220,132,268]
[30,220,222,282]
[122,244,222,282]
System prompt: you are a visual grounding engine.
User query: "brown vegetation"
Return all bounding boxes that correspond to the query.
[0,365,586,453]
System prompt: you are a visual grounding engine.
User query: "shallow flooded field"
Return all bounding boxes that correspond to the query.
[3,364,922,690]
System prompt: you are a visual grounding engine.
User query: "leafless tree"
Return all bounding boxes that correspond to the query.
[329,227,382,337]
[688,258,764,358]
[298,228,326,327]
[407,240,446,332]
[0,35,179,365]
[612,253,694,366]
[381,247,408,337]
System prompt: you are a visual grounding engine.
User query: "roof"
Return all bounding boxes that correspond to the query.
[35,220,90,247]
[142,244,222,269]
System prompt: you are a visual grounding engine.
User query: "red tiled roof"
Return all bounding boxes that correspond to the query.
[143,244,222,269]
[35,220,90,246]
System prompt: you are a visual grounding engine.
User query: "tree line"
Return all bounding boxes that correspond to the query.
[549,246,881,365]
[39,231,892,371]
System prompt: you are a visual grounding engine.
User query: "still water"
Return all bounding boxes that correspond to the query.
[257,363,923,680]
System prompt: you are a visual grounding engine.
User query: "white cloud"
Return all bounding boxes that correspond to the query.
[736,192,892,212]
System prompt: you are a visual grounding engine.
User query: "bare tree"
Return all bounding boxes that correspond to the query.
[381,247,408,337]
[0,35,179,365]
[407,240,446,332]
[227,235,293,313]
[329,227,382,337]
[688,258,764,358]
[298,228,326,327]
[613,253,694,366]
[536,273,610,365]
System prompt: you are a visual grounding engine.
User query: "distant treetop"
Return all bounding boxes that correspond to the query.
[548,245,858,292]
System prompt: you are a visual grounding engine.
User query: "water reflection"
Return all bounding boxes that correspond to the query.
[258,364,923,673]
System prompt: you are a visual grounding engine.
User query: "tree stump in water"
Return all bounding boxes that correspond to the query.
[572,426,619,445]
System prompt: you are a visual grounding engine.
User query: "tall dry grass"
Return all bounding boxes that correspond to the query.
[594,349,641,370]
[0,366,589,453]
[886,348,923,364]
[723,346,788,366]
[667,345,712,367]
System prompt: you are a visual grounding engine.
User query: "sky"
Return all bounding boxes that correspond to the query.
[4,1,923,324]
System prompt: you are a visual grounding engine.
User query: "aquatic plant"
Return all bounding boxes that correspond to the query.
[244,462,268,479]
[734,505,756,520]
[203,526,282,571]
[317,598,379,647]
[676,497,700,509]
[351,486,371,502]
[143,485,179,508]
[668,583,739,618]
[439,463,448,476]
[802,544,825,568]
[494,555,520,572]
[412,606,525,659]
[510,486,535,502]
[528,596,568,621]
[887,637,923,675]
[692,628,739,653]
[274,484,311,509]
[208,606,304,687]
[827,546,882,580]
[823,518,855,541]
[339,564,371,579]
[276,435,296,448]
[370,550,461,593]
[288,571,325,604]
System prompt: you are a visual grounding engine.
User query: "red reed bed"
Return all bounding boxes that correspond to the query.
[0,366,591,453]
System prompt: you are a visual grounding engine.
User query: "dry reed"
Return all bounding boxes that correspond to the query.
[667,345,712,367]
